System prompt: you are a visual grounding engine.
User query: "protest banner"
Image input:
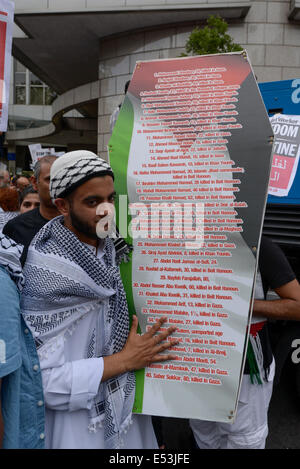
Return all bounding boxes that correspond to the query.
[28,144,64,167]
[28,143,42,166]
[0,0,14,132]
[268,114,300,197]
[109,52,273,422]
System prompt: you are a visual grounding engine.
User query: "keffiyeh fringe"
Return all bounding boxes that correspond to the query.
[88,412,134,449]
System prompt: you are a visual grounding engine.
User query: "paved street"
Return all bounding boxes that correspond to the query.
[266,359,300,449]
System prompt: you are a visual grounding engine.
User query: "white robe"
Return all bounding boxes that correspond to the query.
[39,243,158,449]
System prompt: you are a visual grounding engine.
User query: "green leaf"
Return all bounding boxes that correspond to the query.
[184,15,243,56]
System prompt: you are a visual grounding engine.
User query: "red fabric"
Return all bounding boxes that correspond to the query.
[249,321,266,337]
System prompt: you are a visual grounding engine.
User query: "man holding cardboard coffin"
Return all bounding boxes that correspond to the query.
[21,150,178,449]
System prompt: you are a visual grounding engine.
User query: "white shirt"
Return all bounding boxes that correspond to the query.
[40,242,158,449]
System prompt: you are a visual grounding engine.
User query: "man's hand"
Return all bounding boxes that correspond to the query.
[102,316,179,382]
[121,315,178,372]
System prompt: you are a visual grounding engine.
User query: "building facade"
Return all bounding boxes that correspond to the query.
[5,0,300,167]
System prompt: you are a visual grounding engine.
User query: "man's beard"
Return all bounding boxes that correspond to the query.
[69,209,98,240]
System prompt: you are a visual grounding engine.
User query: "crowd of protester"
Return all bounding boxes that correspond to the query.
[0,171,40,230]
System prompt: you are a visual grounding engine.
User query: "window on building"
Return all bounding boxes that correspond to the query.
[14,59,56,105]
[14,60,26,105]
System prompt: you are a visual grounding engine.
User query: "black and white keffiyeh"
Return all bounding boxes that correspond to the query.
[50,150,113,201]
[0,211,19,230]
[0,232,24,291]
[21,216,135,449]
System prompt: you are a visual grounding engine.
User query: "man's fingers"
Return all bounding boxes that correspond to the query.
[150,353,177,363]
[154,340,179,354]
[140,317,177,340]
[145,317,167,338]
[153,327,177,344]
[129,315,139,336]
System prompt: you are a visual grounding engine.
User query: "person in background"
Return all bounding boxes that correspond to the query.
[0,186,40,231]
[0,170,10,188]
[0,187,19,213]
[2,155,59,265]
[19,186,40,214]
[16,176,30,193]
[189,236,300,449]
[0,187,20,229]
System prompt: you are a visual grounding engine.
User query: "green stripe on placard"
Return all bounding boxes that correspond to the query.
[108,95,145,413]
